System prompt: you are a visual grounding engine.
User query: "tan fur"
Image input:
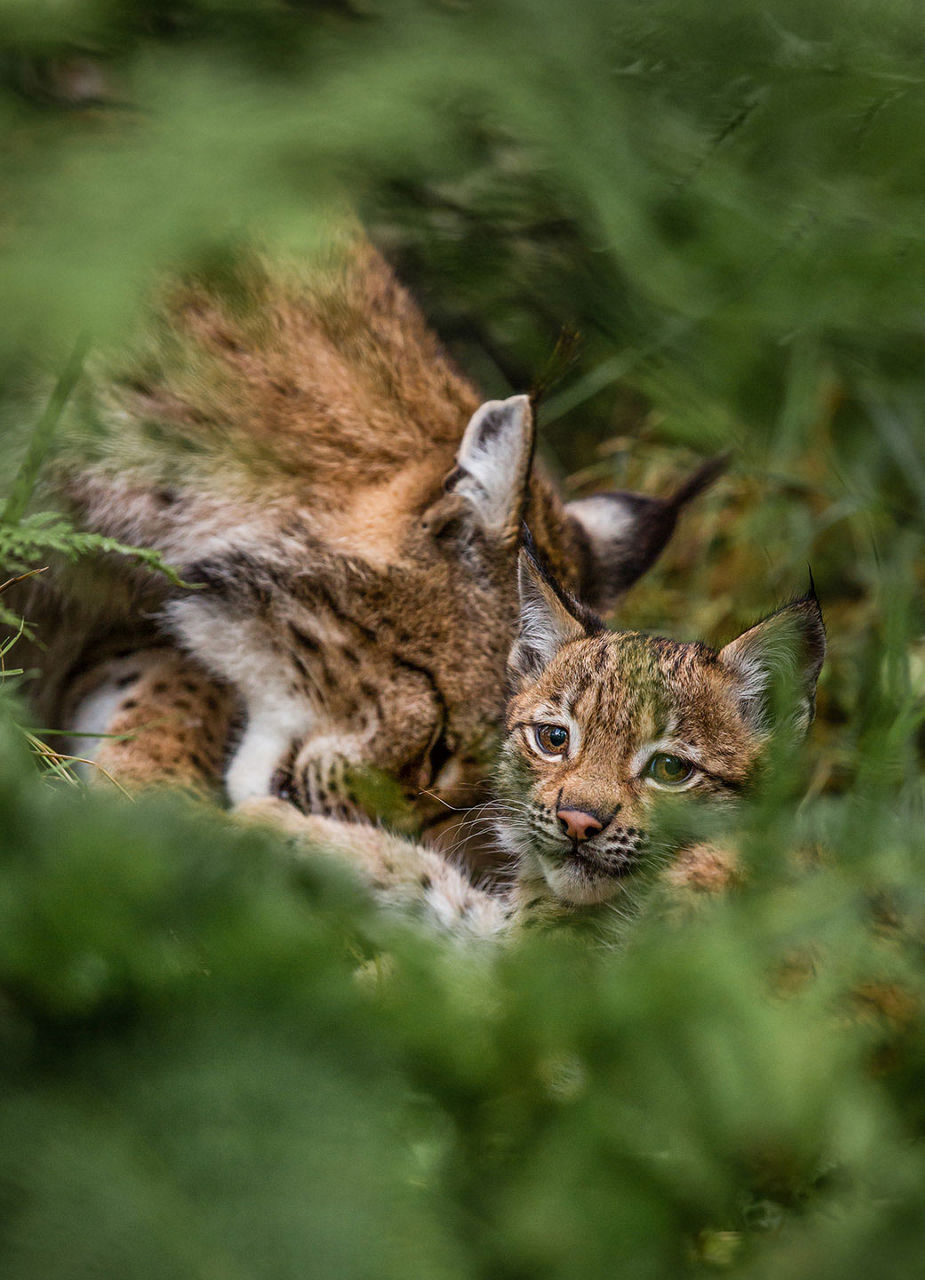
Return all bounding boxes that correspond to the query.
[61,648,236,796]
[662,842,741,894]
[499,632,759,906]
[225,558,821,937]
[14,232,719,865]
[495,553,824,906]
[236,797,515,939]
[231,792,742,939]
[51,238,575,575]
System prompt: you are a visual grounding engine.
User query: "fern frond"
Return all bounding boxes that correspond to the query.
[0,512,198,589]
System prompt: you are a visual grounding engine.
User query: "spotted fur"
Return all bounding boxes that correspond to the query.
[14,233,720,851]
[235,549,824,935]
[60,646,236,795]
[497,550,825,906]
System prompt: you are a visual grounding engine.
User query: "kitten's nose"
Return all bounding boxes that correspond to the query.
[557,808,606,843]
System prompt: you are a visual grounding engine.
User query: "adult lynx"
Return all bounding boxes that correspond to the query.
[20,233,719,842]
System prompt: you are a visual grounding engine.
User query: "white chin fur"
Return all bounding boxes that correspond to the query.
[538,856,625,907]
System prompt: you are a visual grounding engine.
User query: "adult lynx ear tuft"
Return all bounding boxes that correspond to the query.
[441,395,535,544]
[567,454,728,612]
[718,588,826,736]
[508,543,604,685]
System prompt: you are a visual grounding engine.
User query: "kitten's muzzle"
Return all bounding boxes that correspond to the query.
[553,822,648,880]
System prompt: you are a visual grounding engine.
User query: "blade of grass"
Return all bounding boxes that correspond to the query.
[19,726,134,799]
[2,335,90,528]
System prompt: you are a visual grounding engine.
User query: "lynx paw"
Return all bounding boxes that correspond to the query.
[662,842,740,894]
[285,735,378,822]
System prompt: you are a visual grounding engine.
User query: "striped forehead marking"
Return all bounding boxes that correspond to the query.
[543,631,730,761]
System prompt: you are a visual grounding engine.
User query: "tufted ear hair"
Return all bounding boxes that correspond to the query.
[566,455,727,612]
[425,395,535,547]
[718,588,826,736]
[509,543,604,686]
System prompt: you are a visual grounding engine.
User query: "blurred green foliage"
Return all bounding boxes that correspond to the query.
[1,0,924,1276]
[2,689,925,1278]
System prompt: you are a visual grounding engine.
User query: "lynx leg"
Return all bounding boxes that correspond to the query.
[236,798,515,938]
[61,648,236,797]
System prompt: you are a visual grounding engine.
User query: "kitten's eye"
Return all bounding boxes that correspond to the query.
[533,724,569,756]
[645,753,694,786]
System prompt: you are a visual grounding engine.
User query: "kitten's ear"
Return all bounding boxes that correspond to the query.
[509,546,603,685]
[566,455,727,612]
[718,590,826,735]
[429,395,535,545]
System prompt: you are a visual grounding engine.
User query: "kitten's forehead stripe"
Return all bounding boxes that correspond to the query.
[566,666,596,717]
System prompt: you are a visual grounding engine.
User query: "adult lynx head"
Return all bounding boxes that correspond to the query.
[496,549,825,905]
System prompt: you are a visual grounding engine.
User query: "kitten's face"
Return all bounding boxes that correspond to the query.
[499,550,825,907]
[498,633,760,906]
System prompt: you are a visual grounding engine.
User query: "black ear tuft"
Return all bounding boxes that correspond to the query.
[668,453,730,507]
[566,454,728,612]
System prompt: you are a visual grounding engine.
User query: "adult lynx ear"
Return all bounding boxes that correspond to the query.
[718,590,826,736]
[567,455,727,612]
[509,544,604,685]
[436,395,535,545]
